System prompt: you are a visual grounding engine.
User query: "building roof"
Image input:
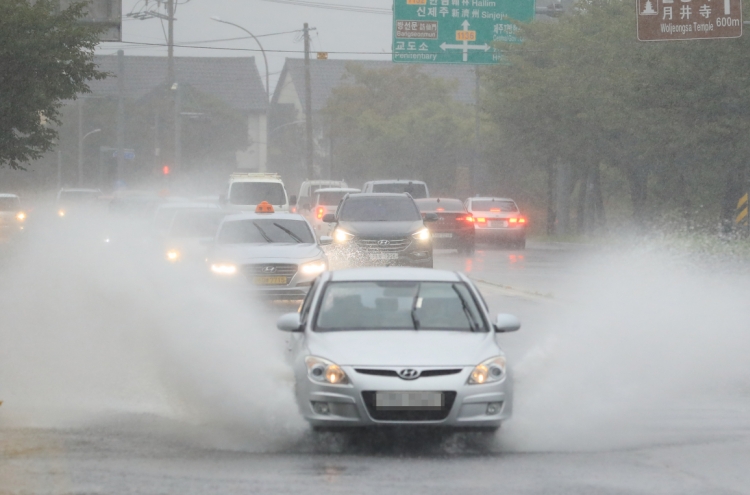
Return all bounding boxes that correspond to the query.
[272,59,478,111]
[88,55,268,112]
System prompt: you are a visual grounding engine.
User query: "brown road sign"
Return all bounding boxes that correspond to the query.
[637,0,742,41]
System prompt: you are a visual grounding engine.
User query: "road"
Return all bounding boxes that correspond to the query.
[2,234,750,494]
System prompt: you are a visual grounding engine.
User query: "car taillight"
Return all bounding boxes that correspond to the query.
[464,216,475,223]
[316,206,325,219]
[509,217,527,225]
[476,217,487,223]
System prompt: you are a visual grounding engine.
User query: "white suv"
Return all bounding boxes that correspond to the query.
[224,173,290,212]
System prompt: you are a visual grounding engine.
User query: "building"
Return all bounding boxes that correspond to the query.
[88,55,268,172]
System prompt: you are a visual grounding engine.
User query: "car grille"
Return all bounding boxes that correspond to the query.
[354,237,411,252]
[361,391,457,421]
[355,368,462,379]
[242,263,298,282]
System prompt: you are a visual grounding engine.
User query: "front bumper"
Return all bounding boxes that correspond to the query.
[210,260,323,298]
[327,242,433,269]
[295,365,512,428]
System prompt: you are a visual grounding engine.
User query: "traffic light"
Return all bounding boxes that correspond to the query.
[162,165,170,175]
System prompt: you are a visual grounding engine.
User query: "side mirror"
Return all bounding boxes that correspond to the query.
[322,213,337,223]
[289,195,297,206]
[319,236,333,246]
[494,313,521,333]
[424,213,439,222]
[277,312,303,332]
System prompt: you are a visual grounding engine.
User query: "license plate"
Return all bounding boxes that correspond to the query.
[490,220,508,228]
[253,276,288,285]
[432,233,453,238]
[376,391,444,410]
[369,253,398,261]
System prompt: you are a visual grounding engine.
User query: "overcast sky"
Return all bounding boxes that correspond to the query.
[97,0,395,92]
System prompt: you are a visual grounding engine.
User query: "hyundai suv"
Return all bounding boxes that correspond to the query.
[323,193,437,268]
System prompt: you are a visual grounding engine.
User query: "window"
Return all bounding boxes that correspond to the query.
[0,197,20,211]
[229,182,286,206]
[371,182,428,199]
[315,281,487,332]
[338,197,421,222]
[470,200,518,212]
[316,191,349,206]
[415,199,465,212]
[217,219,315,244]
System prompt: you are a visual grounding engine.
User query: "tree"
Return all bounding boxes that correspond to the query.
[0,0,106,169]
[322,64,473,193]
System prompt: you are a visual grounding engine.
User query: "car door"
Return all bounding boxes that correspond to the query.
[286,277,320,361]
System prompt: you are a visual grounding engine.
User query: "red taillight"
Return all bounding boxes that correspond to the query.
[519,217,527,224]
[476,217,487,223]
[509,217,518,224]
[316,206,325,219]
[465,216,475,223]
[509,217,527,225]
[490,208,501,212]
[436,207,445,212]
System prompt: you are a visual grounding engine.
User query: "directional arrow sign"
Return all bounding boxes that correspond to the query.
[393,0,535,65]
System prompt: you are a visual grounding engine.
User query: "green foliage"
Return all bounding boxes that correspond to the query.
[483,0,750,229]
[0,0,106,169]
[323,64,473,193]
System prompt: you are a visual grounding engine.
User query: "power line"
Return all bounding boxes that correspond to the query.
[259,0,391,14]
[178,29,305,45]
[112,39,397,55]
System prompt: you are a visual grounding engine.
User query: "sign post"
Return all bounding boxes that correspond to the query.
[636,0,742,41]
[392,0,535,65]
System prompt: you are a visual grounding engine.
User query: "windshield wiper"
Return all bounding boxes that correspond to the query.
[452,285,481,332]
[272,222,304,243]
[410,283,422,330]
[252,222,273,243]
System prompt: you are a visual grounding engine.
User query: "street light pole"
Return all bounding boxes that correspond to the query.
[210,17,270,100]
[78,128,102,186]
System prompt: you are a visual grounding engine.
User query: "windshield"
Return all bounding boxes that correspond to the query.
[58,191,100,204]
[415,199,465,212]
[470,200,518,213]
[168,210,225,238]
[217,218,314,244]
[338,196,421,222]
[0,197,20,211]
[229,182,286,206]
[316,191,349,206]
[316,281,487,332]
[371,182,427,199]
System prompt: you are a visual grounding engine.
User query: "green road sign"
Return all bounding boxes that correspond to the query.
[393,0,535,64]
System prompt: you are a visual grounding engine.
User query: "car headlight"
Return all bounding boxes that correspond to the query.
[468,356,506,385]
[16,211,26,222]
[58,209,66,217]
[305,356,349,385]
[412,228,431,241]
[166,249,180,262]
[211,263,238,275]
[333,229,353,243]
[301,260,327,275]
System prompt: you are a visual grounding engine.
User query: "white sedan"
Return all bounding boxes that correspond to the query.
[206,207,331,298]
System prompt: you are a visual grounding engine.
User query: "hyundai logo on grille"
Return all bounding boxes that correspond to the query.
[398,369,420,380]
[378,240,390,246]
[263,266,276,273]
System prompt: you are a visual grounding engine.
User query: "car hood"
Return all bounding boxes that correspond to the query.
[336,220,424,238]
[305,330,499,367]
[209,243,323,263]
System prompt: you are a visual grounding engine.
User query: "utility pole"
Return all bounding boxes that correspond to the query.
[473,67,481,192]
[116,50,125,185]
[304,23,315,180]
[77,100,84,186]
[174,83,182,174]
[167,0,175,85]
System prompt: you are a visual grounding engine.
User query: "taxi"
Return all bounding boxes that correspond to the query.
[206,202,331,298]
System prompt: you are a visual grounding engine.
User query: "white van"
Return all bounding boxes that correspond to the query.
[224,173,290,211]
[361,180,429,199]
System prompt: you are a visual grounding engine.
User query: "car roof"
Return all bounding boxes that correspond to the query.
[221,211,309,222]
[314,188,360,193]
[329,267,462,283]
[469,197,515,202]
[346,192,412,198]
[303,180,346,185]
[0,193,20,198]
[415,197,462,203]
[365,180,427,185]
